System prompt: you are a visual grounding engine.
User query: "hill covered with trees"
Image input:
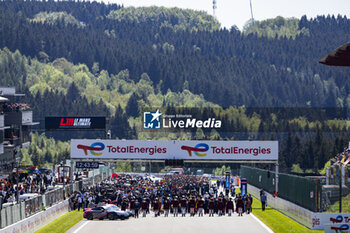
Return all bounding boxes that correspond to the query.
[1,1,350,107]
[0,0,349,172]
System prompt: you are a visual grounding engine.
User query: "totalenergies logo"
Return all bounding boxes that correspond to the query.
[181,143,209,157]
[77,142,105,156]
[330,215,350,233]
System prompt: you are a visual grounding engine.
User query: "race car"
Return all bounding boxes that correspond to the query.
[83,205,131,220]
[108,201,134,217]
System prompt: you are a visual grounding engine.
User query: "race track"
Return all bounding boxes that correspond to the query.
[67,213,273,233]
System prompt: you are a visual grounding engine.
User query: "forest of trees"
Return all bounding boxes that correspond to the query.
[0,0,349,172]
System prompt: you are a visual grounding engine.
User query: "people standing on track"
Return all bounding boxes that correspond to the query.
[189,197,196,216]
[197,196,204,217]
[243,194,247,213]
[130,197,135,216]
[248,194,253,213]
[77,174,252,219]
[141,198,148,217]
[246,195,252,214]
[209,197,215,217]
[226,197,234,216]
[204,196,209,214]
[164,198,170,217]
[236,194,244,216]
[134,198,140,218]
[180,196,187,217]
[217,197,224,216]
[121,197,128,211]
[172,197,179,217]
[153,197,160,217]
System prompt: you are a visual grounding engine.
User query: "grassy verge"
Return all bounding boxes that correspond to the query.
[35,210,83,233]
[251,197,323,233]
[327,192,350,213]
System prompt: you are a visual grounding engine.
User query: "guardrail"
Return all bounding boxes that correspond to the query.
[0,171,104,229]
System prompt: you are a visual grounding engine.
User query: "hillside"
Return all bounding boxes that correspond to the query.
[0,0,349,171]
[107,6,220,32]
[1,47,348,171]
[30,11,84,27]
[243,16,310,39]
[0,1,350,108]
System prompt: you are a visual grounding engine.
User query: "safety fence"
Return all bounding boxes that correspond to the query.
[0,168,110,229]
[247,183,314,229]
[1,200,69,233]
[240,165,322,212]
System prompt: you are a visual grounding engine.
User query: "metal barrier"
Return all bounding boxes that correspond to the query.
[24,195,42,217]
[0,177,91,229]
[240,165,322,211]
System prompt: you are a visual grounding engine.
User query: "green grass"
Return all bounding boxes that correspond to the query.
[327,192,350,213]
[35,210,83,233]
[251,197,323,233]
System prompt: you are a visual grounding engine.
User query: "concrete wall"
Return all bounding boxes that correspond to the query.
[0,200,68,233]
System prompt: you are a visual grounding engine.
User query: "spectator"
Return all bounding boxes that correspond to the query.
[261,192,267,211]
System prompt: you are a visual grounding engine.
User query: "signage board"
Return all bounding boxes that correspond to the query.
[241,178,247,196]
[225,171,231,189]
[312,213,350,230]
[75,161,99,169]
[45,117,105,130]
[71,139,278,161]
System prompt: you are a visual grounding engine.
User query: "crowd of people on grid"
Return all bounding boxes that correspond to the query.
[69,174,256,217]
[0,168,57,204]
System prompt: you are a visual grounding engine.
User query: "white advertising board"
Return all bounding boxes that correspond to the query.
[312,213,350,230]
[70,140,278,160]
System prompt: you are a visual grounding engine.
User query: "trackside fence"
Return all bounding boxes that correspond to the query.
[240,165,322,212]
[0,168,110,229]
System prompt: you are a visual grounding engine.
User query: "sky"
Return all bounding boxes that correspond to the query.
[104,0,349,30]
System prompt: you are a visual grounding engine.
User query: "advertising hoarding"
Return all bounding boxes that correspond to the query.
[312,213,350,230]
[45,117,106,130]
[70,139,278,160]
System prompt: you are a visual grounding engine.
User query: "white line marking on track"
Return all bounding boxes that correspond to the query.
[251,213,274,233]
[72,221,90,233]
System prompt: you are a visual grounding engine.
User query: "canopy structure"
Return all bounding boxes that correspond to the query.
[319,41,350,66]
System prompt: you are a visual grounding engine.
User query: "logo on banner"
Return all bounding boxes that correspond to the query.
[77,142,105,156]
[331,224,349,232]
[60,118,91,127]
[143,110,162,129]
[329,215,350,232]
[181,143,209,157]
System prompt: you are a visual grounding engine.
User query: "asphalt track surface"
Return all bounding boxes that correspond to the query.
[67,213,273,233]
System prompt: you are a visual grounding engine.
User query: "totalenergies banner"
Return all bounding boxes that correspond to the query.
[71,140,278,160]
